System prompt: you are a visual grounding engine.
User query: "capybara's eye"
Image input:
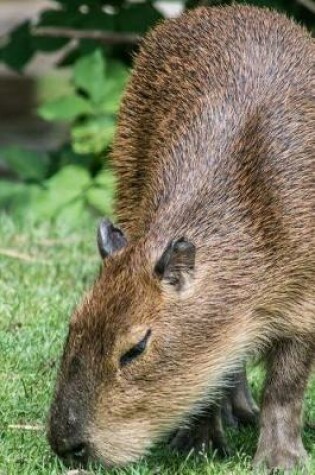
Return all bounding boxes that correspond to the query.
[120,329,152,367]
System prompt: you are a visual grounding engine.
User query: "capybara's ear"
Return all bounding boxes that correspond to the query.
[97,219,127,259]
[154,238,196,291]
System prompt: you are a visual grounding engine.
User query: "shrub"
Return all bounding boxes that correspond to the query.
[0,0,313,225]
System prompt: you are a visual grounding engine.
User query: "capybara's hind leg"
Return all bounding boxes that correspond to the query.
[253,339,313,471]
[169,406,230,457]
[169,367,258,457]
[222,367,259,428]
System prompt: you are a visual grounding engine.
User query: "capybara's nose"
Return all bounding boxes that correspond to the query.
[59,441,89,467]
[48,397,89,467]
[48,429,89,467]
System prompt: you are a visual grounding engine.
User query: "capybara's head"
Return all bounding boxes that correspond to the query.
[48,219,222,467]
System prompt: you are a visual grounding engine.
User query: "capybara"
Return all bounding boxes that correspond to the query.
[48,5,315,471]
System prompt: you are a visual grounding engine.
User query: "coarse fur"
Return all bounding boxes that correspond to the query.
[48,5,315,471]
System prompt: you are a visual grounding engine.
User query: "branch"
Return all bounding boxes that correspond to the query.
[189,0,228,6]
[66,470,91,475]
[0,248,42,262]
[8,424,44,431]
[33,27,141,46]
[296,0,315,14]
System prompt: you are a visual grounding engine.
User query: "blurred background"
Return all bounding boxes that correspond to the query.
[0,0,314,228]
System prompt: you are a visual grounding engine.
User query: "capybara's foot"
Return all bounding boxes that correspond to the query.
[253,435,308,472]
[253,340,314,473]
[169,409,231,457]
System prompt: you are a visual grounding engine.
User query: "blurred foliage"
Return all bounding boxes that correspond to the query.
[0,49,124,225]
[0,0,313,225]
[38,50,128,154]
[0,152,116,225]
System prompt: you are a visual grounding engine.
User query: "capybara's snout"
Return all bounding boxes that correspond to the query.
[47,382,91,467]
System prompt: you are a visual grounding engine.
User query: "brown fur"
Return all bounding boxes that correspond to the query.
[48,5,315,470]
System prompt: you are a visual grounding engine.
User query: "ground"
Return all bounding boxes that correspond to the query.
[0,213,314,475]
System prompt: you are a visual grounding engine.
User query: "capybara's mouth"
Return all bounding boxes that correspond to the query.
[54,442,95,469]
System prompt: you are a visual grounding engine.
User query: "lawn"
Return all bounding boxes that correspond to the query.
[0,213,314,475]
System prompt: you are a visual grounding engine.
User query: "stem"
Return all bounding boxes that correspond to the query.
[33,27,141,46]
[296,0,315,14]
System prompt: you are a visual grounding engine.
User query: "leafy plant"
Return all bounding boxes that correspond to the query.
[0,1,165,72]
[0,159,116,226]
[0,49,126,224]
[0,0,313,226]
[31,165,116,222]
[38,50,128,155]
[1,147,49,182]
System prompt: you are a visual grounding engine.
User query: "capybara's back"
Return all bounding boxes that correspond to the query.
[114,7,314,254]
[49,6,314,471]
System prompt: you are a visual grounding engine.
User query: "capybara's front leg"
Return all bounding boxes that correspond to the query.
[253,339,313,471]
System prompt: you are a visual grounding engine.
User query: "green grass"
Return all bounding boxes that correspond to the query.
[0,213,314,474]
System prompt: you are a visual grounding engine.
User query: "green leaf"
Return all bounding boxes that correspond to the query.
[94,169,116,189]
[34,9,70,52]
[99,62,129,114]
[107,61,129,84]
[0,22,34,71]
[86,169,116,215]
[73,50,107,104]
[99,84,124,114]
[37,7,90,30]
[55,198,90,226]
[0,181,27,207]
[38,95,92,122]
[117,4,163,34]
[0,180,41,212]
[86,186,114,216]
[77,10,115,31]
[1,147,49,181]
[31,165,92,218]
[72,116,116,155]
